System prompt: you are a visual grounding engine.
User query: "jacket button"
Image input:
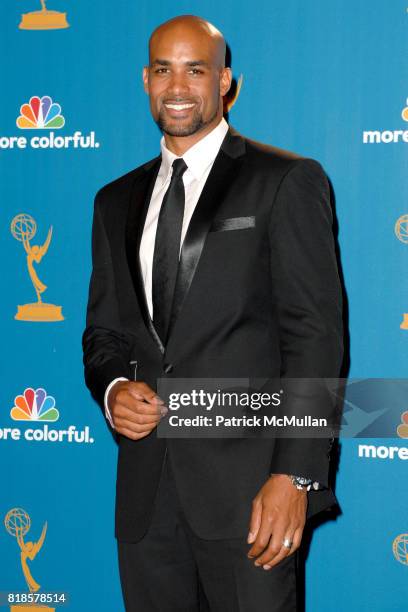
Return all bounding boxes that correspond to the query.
[163,363,173,373]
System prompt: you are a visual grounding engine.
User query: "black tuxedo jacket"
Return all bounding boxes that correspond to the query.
[82,126,343,542]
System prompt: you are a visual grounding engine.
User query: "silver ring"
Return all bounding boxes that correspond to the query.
[282,537,293,549]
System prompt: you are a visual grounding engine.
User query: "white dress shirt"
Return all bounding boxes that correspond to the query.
[104,117,229,426]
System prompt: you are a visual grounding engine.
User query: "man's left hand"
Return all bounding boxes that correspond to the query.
[247,474,307,570]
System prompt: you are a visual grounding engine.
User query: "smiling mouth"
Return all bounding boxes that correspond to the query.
[164,102,195,111]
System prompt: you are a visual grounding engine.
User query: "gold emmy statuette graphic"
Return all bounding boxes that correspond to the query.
[5,508,55,611]
[11,213,64,322]
[392,533,408,566]
[19,0,69,30]
[394,214,408,329]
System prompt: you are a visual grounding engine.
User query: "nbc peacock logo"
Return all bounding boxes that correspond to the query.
[0,96,100,150]
[11,388,59,422]
[16,96,65,130]
[0,388,94,445]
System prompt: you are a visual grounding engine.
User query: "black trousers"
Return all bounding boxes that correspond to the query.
[117,455,298,612]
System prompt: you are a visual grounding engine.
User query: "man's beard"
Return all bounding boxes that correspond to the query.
[156,104,218,137]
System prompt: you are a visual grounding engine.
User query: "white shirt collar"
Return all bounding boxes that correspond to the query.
[159,117,229,183]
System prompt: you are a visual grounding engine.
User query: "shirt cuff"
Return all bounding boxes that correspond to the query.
[104,377,128,428]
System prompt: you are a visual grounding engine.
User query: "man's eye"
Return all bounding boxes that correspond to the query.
[155,68,169,73]
[189,69,204,75]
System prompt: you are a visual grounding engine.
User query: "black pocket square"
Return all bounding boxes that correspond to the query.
[209,216,256,232]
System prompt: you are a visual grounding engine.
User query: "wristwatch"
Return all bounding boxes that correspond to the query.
[289,475,319,491]
[269,473,321,491]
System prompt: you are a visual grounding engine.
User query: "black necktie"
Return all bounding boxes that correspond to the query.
[152,158,188,344]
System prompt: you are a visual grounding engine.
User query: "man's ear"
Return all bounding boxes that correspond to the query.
[220,67,232,97]
[142,66,149,95]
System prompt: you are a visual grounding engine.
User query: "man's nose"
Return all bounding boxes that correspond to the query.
[166,72,190,97]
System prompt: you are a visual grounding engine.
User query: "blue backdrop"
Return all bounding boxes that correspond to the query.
[1,1,407,610]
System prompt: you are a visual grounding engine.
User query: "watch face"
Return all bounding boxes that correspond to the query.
[290,476,313,491]
[291,476,312,485]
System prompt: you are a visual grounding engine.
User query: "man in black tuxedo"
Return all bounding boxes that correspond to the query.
[83,14,343,612]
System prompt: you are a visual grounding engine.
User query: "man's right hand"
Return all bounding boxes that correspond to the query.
[108,380,167,440]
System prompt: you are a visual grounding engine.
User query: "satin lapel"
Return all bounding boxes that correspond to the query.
[166,128,246,342]
[125,156,165,354]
